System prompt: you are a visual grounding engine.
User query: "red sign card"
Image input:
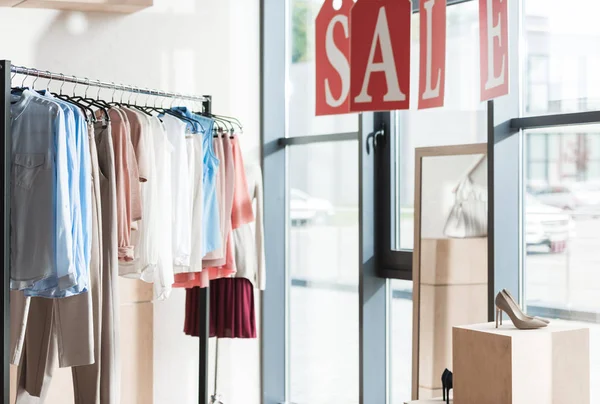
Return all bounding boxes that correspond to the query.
[479,0,509,101]
[349,0,411,112]
[315,0,353,116]
[418,0,446,109]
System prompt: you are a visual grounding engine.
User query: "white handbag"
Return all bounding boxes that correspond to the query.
[443,177,488,238]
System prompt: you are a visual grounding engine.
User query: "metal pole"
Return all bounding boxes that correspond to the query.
[1,60,12,404]
[198,95,212,404]
[10,65,207,102]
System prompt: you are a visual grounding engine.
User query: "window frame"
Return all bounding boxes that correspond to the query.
[377,0,489,281]
[261,0,600,403]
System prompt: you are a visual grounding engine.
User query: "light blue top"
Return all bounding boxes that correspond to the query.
[9,90,75,291]
[24,92,91,297]
[169,107,221,255]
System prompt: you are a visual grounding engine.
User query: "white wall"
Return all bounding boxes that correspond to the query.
[0,1,261,403]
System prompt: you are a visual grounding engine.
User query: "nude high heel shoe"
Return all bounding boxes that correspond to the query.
[502,289,550,324]
[495,290,547,330]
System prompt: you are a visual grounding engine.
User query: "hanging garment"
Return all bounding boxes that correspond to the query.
[203,133,227,261]
[118,109,159,282]
[108,108,136,262]
[183,279,256,339]
[232,164,266,290]
[174,134,253,289]
[9,90,95,380]
[204,133,235,267]
[94,117,122,404]
[15,117,102,403]
[24,92,92,297]
[118,109,143,227]
[70,118,121,404]
[169,107,221,257]
[148,116,174,300]
[162,114,193,268]
[10,90,76,291]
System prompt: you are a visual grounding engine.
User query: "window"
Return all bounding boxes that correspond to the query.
[265,0,600,403]
[388,0,487,261]
[390,280,413,404]
[519,1,600,401]
[524,0,600,115]
[284,1,361,402]
[287,0,358,137]
[288,141,359,404]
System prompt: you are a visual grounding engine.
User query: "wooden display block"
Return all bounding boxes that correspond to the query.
[453,322,589,404]
[419,284,486,389]
[420,238,487,286]
[418,237,487,391]
[5,0,153,12]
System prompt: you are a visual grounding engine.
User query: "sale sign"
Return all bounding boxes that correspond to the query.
[315,0,353,116]
[349,0,411,112]
[418,0,446,109]
[479,0,509,101]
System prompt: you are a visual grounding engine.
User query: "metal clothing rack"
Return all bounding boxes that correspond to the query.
[0,60,212,404]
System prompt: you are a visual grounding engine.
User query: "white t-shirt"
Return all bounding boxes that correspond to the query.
[161,114,192,268]
[149,116,174,300]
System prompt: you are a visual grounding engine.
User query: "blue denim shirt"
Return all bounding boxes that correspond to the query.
[24,92,91,297]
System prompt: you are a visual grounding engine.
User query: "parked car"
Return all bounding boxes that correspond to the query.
[290,188,335,226]
[526,194,574,253]
[528,184,579,211]
[567,181,600,217]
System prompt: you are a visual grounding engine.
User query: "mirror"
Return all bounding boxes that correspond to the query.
[411,143,488,401]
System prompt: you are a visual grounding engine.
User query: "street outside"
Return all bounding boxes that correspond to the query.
[288,210,600,404]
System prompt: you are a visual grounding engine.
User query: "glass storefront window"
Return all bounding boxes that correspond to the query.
[523,126,600,401]
[524,0,600,115]
[390,280,413,404]
[393,1,487,251]
[288,141,359,403]
[287,0,358,137]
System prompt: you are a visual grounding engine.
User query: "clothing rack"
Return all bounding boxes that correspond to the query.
[0,60,212,404]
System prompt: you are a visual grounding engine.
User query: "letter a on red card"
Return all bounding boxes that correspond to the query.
[418,0,446,109]
[479,0,509,101]
[350,0,411,112]
[316,0,353,116]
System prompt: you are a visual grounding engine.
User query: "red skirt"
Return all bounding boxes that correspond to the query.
[184,278,256,339]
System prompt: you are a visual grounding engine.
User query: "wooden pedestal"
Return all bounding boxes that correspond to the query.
[418,238,487,397]
[453,322,590,404]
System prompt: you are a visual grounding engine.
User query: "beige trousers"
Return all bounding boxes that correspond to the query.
[15,122,120,403]
[70,122,121,404]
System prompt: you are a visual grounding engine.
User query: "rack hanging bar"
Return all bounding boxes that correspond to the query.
[10,65,207,102]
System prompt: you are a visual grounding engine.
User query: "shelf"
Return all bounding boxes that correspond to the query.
[1,0,152,13]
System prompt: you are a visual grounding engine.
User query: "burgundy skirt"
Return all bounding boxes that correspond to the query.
[184,278,256,339]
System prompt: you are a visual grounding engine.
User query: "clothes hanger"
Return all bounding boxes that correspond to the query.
[71,78,110,122]
[107,83,123,108]
[194,104,241,137]
[130,87,153,117]
[142,90,168,115]
[168,94,205,132]
[11,67,31,93]
[212,113,244,134]
[53,74,97,123]
[10,67,21,93]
